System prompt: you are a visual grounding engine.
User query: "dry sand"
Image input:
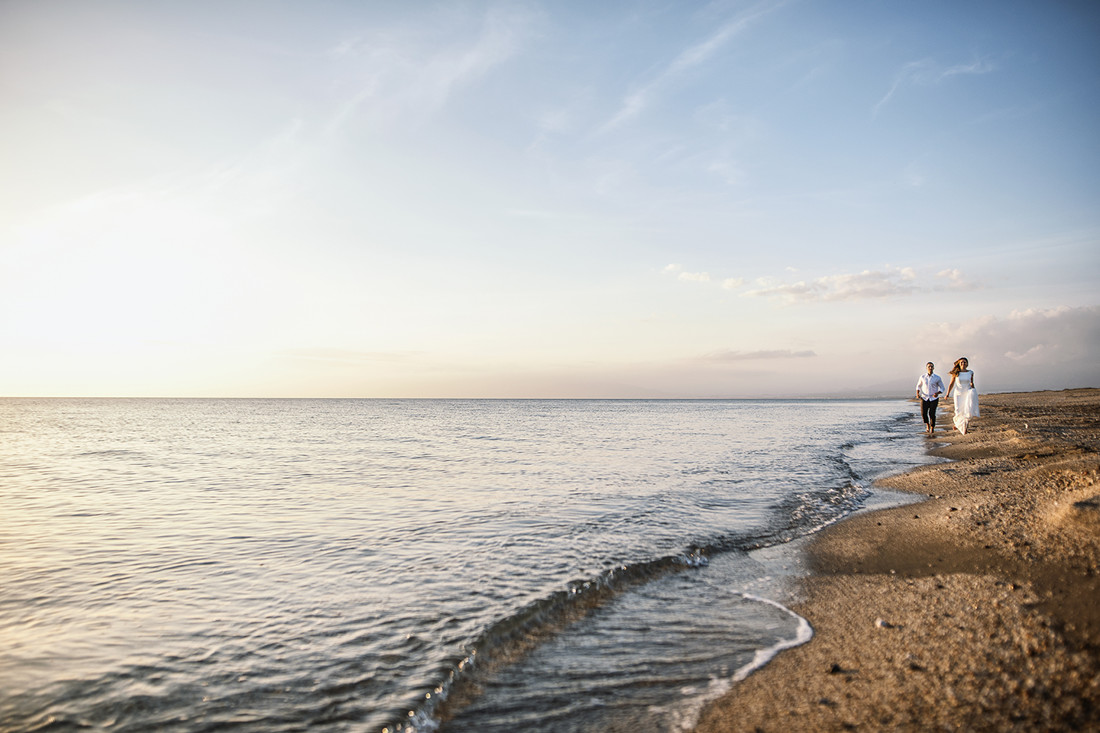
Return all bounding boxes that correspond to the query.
[695,389,1100,732]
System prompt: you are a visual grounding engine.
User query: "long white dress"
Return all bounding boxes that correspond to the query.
[952,370,979,433]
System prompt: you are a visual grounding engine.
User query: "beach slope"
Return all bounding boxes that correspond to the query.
[696,389,1100,732]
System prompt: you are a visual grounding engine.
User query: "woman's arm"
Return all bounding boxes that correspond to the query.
[946,373,957,397]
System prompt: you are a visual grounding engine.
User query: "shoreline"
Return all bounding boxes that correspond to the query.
[695,388,1100,731]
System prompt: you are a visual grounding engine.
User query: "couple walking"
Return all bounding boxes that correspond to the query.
[916,358,979,435]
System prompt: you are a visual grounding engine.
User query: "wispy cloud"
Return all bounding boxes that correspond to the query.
[744,266,976,302]
[874,56,995,117]
[600,2,782,132]
[324,5,537,136]
[663,263,714,283]
[706,156,747,185]
[940,58,997,80]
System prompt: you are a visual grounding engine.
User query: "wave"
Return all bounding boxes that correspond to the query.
[415,550,712,730]
[379,413,916,732]
[385,475,868,732]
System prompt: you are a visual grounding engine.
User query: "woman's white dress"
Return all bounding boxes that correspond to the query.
[952,370,979,432]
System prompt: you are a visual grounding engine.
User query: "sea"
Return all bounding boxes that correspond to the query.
[0,398,937,732]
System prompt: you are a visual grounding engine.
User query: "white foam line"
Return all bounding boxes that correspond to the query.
[668,594,814,732]
[730,593,813,682]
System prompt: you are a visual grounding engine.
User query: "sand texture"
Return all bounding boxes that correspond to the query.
[695,388,1100,732]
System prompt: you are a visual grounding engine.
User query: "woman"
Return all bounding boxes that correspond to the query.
[945,357,979,434]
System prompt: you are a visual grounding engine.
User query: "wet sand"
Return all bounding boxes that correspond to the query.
[695,388,1100,732]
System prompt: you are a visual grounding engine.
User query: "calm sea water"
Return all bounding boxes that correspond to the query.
[0,399,932,732]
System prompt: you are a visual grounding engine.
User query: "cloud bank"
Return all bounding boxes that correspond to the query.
[932,306,1100,391]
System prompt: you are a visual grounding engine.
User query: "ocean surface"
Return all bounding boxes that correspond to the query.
[0,398,935,732]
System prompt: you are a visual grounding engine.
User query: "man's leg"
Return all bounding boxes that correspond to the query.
[928,398,938,433]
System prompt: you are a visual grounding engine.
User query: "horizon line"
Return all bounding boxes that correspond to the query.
[4,388,1095,401]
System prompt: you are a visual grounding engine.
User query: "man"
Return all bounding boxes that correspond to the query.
[916,362,945,435]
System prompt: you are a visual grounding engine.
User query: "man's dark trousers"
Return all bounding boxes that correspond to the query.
[921,398,939,430]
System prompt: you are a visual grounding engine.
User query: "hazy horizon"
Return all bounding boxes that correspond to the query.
[2,1,1098,398]
[4,387,1097,401]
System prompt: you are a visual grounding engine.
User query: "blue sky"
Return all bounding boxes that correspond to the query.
[1,0,1097,397]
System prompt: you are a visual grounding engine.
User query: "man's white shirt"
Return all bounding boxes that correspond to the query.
[917,373,945,400]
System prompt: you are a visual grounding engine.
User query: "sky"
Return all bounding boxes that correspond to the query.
[1,0,1098,398]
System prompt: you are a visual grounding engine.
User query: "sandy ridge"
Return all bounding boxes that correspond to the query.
[695,388,1100,732]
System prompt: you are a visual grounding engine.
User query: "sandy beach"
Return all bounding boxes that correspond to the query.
[696,388,1100,732]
